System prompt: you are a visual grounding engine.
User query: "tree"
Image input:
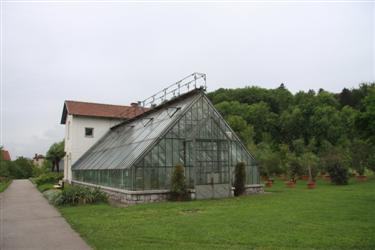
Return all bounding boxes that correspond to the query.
[356,88,375,143]
[234,162,246,196]
[10,157,34,179]
[255,143,282,179]
[279,107,305,144]
[321,149,349,185]
[350,139,371,176]
[245,102,278,143]
[46,141,65,172]
[287,154,304,182]
[227,115,254,146]
[310,105,342,145]
[170,164,189,201]
[0,147,11,178]
[300,152,319,182]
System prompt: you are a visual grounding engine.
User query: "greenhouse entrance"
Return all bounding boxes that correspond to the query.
[194,140,232,199]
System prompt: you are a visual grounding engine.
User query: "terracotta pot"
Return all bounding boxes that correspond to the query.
[307,181,316,189]
[356,175,367,182]
[265,180,273,187]
[286,181,295,188]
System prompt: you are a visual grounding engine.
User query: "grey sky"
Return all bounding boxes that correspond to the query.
[1,1,374,158]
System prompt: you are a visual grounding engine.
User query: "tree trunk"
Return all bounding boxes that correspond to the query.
[51,162,55,172]
[308,165,312,182]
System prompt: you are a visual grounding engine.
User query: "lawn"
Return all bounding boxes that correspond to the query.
[0,179,12,192]
[59,177,375,250]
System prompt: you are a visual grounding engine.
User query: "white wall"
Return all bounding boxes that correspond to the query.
[64,115,122,182]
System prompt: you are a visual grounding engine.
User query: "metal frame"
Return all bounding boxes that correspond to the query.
[140,73,206,108]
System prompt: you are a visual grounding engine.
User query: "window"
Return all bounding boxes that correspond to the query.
[85,127,94,137]
[67,121,70,140]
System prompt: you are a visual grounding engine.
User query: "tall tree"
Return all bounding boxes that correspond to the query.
[46,141,65,172]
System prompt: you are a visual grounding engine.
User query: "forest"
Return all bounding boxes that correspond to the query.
[208,82,375,184]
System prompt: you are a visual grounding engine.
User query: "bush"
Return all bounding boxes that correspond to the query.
[234,162,246,196]
[38,183,55,192]
[34,172,63,186]
[323,153,349,185]
[53,185,108,206]
[43,189,62,203]
[287,156,304,182]
[170,164,189,201]
[0,160,11,178]
[5,157,34,179]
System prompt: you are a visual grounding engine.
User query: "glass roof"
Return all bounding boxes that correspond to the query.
[72,90,203,170]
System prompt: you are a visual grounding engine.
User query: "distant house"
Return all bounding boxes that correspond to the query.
[60,100,146,182]
[1,149,11,161]
[32,154,45,167]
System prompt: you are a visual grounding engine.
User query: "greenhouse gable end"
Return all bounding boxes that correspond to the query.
[71,89,262,203]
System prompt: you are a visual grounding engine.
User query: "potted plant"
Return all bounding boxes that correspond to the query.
[257,147,280,188]
[286,156,302,188]
[300,152,319,189]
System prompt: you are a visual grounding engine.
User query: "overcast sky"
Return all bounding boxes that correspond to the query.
[1,1,374,158]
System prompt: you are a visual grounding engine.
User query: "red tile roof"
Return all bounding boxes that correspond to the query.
[1,150,11,161]
[61,100,147,124]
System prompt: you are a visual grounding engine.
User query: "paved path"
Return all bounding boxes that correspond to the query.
[0,179,91,250]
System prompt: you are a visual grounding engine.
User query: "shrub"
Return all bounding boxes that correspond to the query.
[54,185,108,206]
[34,172,63,186]
[43,189,62,203]
[7,157,34,179]
[323,153,349,185]
[234,162,246,196]
[170,164,189,201]
[38,183,54,192]
[0,161,11,178]
[287,156,304,182]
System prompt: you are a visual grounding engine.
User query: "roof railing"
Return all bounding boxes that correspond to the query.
[140,72,206,108]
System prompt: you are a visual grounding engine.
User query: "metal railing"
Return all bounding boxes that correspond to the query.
[140,72,206,108]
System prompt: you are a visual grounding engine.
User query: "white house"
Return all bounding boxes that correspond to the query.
[60,100,146,182]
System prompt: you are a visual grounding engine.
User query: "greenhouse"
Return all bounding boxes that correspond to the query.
[71,88,262,203]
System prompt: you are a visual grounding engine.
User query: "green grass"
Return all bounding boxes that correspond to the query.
[0,179,12,192]
[59,177,375,250]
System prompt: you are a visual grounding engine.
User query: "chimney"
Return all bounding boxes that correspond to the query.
[130,102,139,107]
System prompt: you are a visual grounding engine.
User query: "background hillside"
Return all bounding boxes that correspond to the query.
[208,83,375,178]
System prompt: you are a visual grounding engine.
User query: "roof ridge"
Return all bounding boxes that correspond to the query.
[65,100,132,108]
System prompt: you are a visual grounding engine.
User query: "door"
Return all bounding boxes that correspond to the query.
[194,140,231,199]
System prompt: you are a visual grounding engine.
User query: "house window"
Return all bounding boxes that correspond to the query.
[85,127,94,137]
[67,121,71,140]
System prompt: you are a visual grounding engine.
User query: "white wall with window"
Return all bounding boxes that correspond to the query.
[64,115,122,182]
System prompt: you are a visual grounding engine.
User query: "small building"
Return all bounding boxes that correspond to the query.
[1,149,11,161]
[60,100,146,182]
[32,154,45,167]
[70,88,262,203]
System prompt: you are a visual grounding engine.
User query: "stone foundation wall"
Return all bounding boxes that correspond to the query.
[72,181,170,205]
[72,181,264,205]
[244,184,264,195]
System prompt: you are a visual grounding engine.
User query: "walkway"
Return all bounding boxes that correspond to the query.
[0,179,91,250]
